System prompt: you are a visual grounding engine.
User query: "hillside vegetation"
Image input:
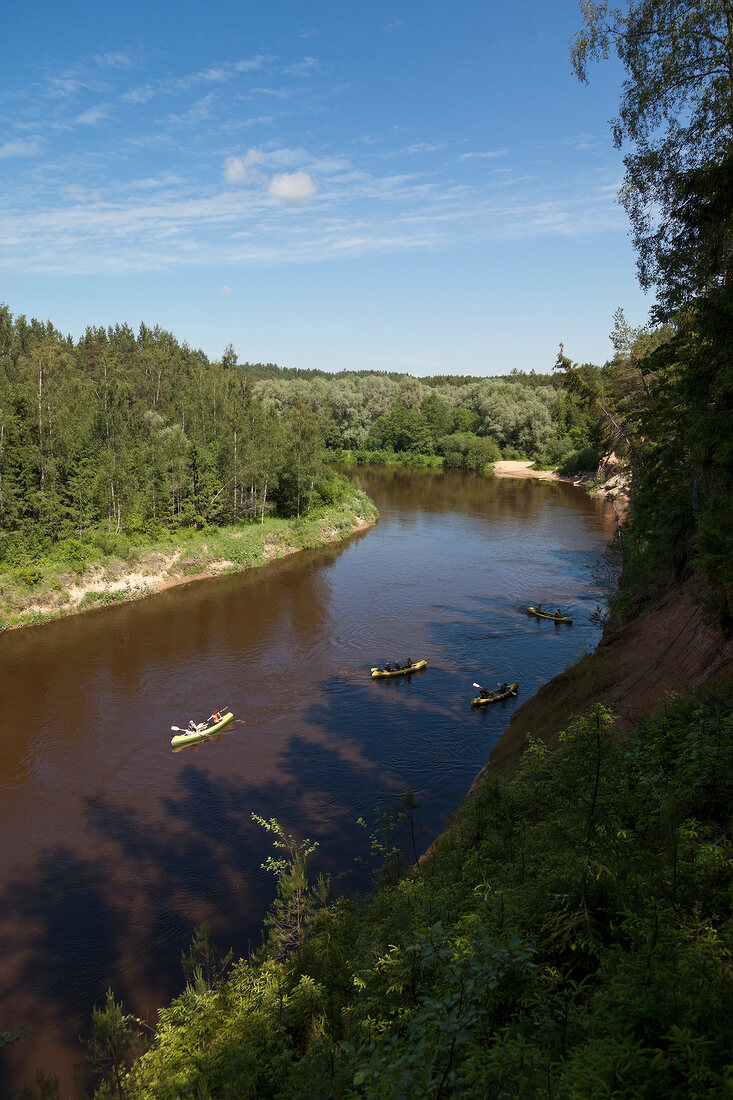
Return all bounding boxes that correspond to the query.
[72,691,733,1099]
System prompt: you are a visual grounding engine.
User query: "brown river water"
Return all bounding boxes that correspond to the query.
[0,467,616,1095]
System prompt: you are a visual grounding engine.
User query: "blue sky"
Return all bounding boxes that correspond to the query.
[0,0,650,375]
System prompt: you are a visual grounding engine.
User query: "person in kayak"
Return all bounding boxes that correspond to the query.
[500,682,508,693]
[555,609,562,619]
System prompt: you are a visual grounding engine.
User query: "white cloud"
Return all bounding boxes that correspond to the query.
[61,184,102,203]
[284,57,319,77]
[268,171,316,205]
[167,93,216,126]
[0,138,40,158]
[458,149,509,161]
[224,149,265,184]
[76,104,111,125]
[122,84,156,104]
[94,52,133,70]
[401,142,442,155]
[221,285,232,294]
[235,55,270,72]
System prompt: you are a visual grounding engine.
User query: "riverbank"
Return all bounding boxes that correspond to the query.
[467,577,733,795]
[0,488,378,632]
[494,457,630,516]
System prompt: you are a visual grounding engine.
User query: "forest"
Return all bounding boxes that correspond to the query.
[0,303,604,604]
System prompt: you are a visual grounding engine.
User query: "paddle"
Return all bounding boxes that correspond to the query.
[171,708,229,734]
[472,681,517,697]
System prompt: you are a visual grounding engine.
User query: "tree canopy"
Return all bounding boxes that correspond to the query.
[572,0,733,317]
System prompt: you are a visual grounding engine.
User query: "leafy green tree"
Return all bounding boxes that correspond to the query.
[572,0,733,318]
[82,989,139,1098]
[253,814,327,963]
[420,393,452,444]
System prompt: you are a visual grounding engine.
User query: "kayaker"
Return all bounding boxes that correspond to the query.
[211,710,221,723]
[479,686,491,699]
[556,609,562,618]
[187,720,197,731]
[405,657,412,669]
[501,682,508,693]
[537,603,543,612]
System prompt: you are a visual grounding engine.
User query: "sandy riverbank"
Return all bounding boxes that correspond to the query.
[0,498,377,633]
[493,458,629,516]
[492,460,571,481]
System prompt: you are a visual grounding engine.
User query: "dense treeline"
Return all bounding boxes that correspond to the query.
[254,368,594,470]
[76,692,733,1098]
[567,0,733,629]
[0,308,348,569]
[0,304,600,574]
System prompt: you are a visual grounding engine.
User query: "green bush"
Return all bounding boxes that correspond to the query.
[16,565,42,587]
[559,446,601,476]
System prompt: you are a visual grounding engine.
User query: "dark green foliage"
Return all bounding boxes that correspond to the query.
[438,432,500,470]
[0,307,357,557]
[613,285,733,625]
[117,691,733,1098]
[181,922,233,992]
[558,446,601,477]
[83,989,140,1098]
[572,0,733,319]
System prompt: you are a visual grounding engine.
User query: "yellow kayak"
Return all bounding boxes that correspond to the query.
[371,659,427,679]
[471,682,519,706]
[171,712,234,748]
[527,606,572,624]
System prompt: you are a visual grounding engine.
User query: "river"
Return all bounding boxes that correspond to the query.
[0,467,616,1095]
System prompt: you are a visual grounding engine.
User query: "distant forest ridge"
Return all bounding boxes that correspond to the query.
[0,305,604,565]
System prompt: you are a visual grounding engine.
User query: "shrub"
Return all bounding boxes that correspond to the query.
[559,446,601,476]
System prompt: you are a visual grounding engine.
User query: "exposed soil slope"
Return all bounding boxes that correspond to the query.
[471,580,733,789]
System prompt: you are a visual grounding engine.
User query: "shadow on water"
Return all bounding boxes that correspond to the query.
[0,683,417,1094]
[0,467,616,1094]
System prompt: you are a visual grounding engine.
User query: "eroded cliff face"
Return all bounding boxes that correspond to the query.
[470,579,733,791]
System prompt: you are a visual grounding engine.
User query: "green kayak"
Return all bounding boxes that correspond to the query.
[527,606,573,624]
[171,711,234,749]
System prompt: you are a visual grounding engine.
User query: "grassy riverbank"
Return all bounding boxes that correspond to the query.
[0,487,377,632]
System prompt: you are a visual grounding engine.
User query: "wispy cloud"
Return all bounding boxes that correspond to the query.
[283,57,319,77]
[122,84,156,104]
[401,142,442,155]
[60,184,102,203]
[458,149,509,160]
[0,138,40,158]
[224,149,266,185]
[94,52,133,71]
[76,103,112,125]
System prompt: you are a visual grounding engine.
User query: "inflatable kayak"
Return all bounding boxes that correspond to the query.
[371,659,427,679]
[171,711,234,748]
[471,682,519,706]
[527,606,572,624]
